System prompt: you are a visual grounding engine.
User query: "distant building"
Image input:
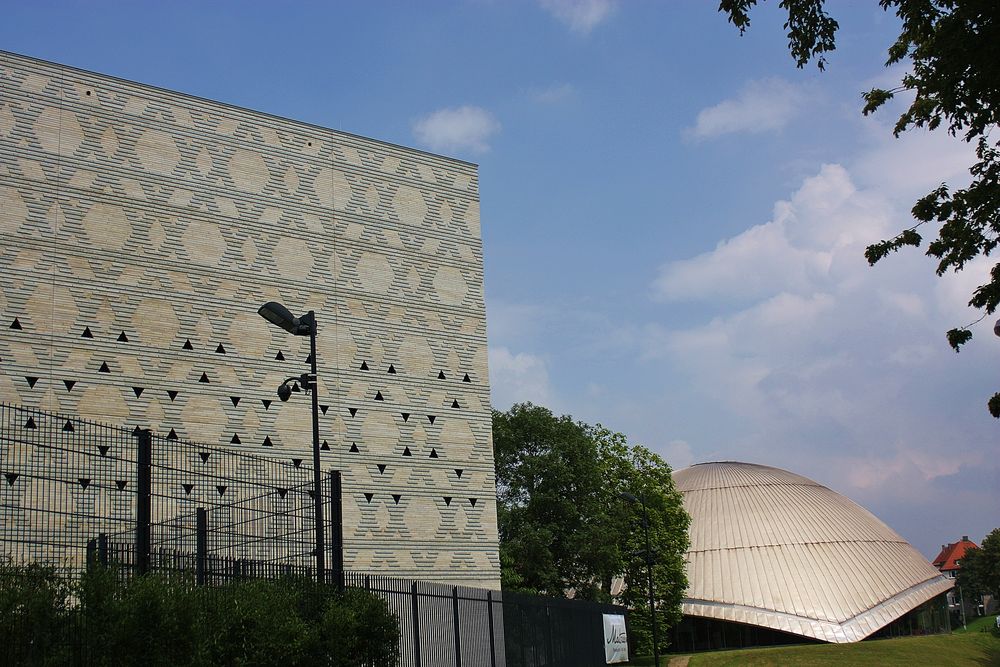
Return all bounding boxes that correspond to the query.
[934,536,997,618]
[932,536,978,580]
[671,462,952,651]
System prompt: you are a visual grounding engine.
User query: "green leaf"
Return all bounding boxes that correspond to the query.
[946,327,973,351]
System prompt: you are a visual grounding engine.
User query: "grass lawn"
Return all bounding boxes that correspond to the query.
[628,624,1000,666]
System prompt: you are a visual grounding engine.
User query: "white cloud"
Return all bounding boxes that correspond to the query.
[531,82,577,105]
[686,78,806,140]
[539,0,616,34]
[489,346,551,410]
[645,140,999,556]
[412,106,500,154]
[652,164,892,303]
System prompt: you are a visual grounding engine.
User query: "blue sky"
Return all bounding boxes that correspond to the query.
[3,1,997,560]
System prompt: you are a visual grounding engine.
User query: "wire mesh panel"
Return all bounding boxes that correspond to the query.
[0,403,136,572]
[1,404,318,575]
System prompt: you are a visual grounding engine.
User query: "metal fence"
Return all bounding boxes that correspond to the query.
[0,402,323,574]
[1,403,627,667]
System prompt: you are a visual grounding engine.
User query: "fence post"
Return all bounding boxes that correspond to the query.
[453,586,463,667]
[135,429,152,575]
[487,590,496,667]
[329,470,344,591]
[411,581,422,667]
[546,603,555,666]
[196,507,207,586]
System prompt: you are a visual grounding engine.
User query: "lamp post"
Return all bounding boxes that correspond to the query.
[621,491,660,667]
[258,301,326,582]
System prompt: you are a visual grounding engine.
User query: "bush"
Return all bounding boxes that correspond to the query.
[0,559,74,665]
[0,565,401,666]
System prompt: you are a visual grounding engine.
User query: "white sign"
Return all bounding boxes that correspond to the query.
[603,613,629,664]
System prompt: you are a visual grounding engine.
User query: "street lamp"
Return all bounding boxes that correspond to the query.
[258,301,327,582]
[621,491,660,667]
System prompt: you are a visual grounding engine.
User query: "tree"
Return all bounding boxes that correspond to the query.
[957,528,1000,603]
[493,403,690,654]
[719,1,1000,416]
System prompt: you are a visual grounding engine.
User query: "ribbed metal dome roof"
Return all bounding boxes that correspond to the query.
[673,462,952,643]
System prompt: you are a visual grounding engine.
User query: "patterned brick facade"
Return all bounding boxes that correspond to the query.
[0,51,499,588]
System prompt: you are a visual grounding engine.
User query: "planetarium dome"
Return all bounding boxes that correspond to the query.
[672,462,952,644]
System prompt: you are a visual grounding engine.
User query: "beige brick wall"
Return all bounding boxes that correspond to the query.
[0,51,499,588]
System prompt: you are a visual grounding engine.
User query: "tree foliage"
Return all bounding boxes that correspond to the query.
[719,0,1000,416]
[493,403,690,653]
[957,528,1000,601]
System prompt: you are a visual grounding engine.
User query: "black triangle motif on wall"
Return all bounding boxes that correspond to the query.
[199,452,211,463]
[63,420,74,432]
[5,472,20,486]
[81,327,93,338]
[438,371,446,380]
[377,464,386,474]
[348,407,358,417]
[443,497,452,506]
[387,364,396,374]
[275,350,285,361]
[429,449,438,459]
[230,396,240,407]
[374,391,383,401]
[24,417,36,429]
[392,494,401,505]
[364,493,374,503]
[349,443,360,453]
[360,361,369,371]
[463,374,471,383]
[98,362,111,373]
[64,380,76,391]
[167,390,178,401]
[262,399,272,410]
[427,415,436,424]
[117,331,129,342]
[305,354,313,364]
[402,447,411,457]
[216,486,227,496]
[451,400,460,409]
[183,339,193,350]
[401,413,410,422]
[230,434,241,444]
[115,480,127,491]
[78,478,91,490]
[216,344,226,354]
[98,445,110,457]
[10,318,23,330]
[132,387,144,398]
[263,436,273,447]
[277,488,288,499]
[199,372,210,383]
[25,376,38,388]
[455,469,463,478]
[182,484,193,495]
[166,429,178,440]
[321,440,330,451]
[469,498,478,507]
[320,405,329,415]
[292,458,303,468]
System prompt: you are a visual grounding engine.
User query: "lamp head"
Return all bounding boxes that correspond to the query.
[619,491,640,504]
[258,301,301,335]
[994,318,1000,337]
